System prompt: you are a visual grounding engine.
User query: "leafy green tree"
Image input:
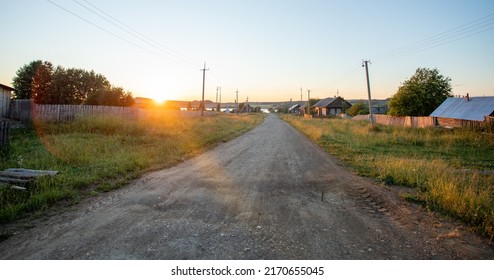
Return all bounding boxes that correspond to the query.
[13,60,134,106]
[308,98,320,115]
[12,60,44,99]
[389,68,452,116]
[51,68,109,105]
[49,66,78,104]
[347,102,369,116]
[94,86,134,106]
[31,61,54,104]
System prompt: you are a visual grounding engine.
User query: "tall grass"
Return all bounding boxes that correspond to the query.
[0,112,264,223]
[281,115,494,237]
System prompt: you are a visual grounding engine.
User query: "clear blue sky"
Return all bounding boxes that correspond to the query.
[1,0,494,102]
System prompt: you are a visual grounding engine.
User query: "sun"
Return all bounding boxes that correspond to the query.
[153,96,166,104]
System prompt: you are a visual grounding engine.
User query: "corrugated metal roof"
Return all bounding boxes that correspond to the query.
[430,97,494,121]
[0,83,15,91]
[312,97,335,108]
[288,104,301,111]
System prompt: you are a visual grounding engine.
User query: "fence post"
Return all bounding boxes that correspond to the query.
[0,120,11,156]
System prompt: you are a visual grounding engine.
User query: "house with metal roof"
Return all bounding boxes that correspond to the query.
[288,103,305,114]
[430,95,494,128]
[312,97,352,116]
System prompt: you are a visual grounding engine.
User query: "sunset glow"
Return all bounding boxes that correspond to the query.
[1,1,493,102]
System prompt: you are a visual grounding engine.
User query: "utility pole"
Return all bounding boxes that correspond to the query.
[300,87,303,102]
[307,89,311,116]
[236,89,239,116]
[216,86,219,104]
[200,62,209,117]
[362,60,374,126]
[246,96,249,113]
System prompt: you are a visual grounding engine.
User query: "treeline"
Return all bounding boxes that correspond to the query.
[12,60,134,106]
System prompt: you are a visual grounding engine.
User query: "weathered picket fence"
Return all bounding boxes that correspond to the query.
[353,114,435,128]
[0,120,10,155]
[9,100,138,122]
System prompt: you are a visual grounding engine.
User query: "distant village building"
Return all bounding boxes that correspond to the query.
[430,95,494,128]
[288,103,304,114]
[312,97,352,116]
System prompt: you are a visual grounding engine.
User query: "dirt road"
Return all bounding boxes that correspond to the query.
[1,114,493,259]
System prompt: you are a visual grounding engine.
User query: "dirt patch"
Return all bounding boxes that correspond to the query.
[0,114,492,259]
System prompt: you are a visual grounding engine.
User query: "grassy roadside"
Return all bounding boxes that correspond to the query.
[0,112,265,223]
[281,114,494,238]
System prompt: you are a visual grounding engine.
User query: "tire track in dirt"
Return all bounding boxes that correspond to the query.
[0,114,493,259]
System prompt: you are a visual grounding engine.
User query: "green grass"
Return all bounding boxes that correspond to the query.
[281,115,494,238]
[0,112,264,223]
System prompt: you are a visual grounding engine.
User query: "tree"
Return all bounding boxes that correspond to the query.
[50,68,110,105]
[389,68,452,116]
[82,70,110,100]
[31,61,54,104]
[12,60,44,99]
[12,60,134,106]
[95,86,134,106]
[308,98,320,115]
[347,102,369,116]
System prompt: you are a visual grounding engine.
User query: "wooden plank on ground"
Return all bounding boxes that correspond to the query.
[3,169,59,177]
[0,176,31,185]
[0,168,59,189]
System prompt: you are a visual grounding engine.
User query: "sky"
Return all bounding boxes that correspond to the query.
[1,0,494,102]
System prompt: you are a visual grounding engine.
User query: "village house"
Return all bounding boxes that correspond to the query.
[312,97,352,116]
[288,103,306,115]
[430,95,494,128]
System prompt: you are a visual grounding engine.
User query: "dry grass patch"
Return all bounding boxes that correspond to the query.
[0,112,264,223]
[281,114,494,238]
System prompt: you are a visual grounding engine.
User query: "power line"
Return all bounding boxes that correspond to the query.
[372,12,494,63]
[47,0,201,69]
[47,0,162,57]
[329,12,494,101]
[77,0,202,67]
[330,64,361,87]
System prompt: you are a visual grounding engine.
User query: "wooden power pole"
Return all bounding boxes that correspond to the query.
[200,62,209,117]
[236,89,239,116]
[362,60,374,126]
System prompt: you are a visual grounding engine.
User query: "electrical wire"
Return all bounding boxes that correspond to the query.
[46,0,201,69]
[372,12,494,63]
[77,0,202,67]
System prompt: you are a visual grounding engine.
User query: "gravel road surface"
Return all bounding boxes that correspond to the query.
[1,114,493,259]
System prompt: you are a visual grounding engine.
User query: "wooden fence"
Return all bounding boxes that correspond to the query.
[9,99,31,122]
[9,100,138,122]
[9,100,217,123]
[486,116,494,133]
[0,92,10,118]
[0,120,10,154]
[352,114,435,128]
